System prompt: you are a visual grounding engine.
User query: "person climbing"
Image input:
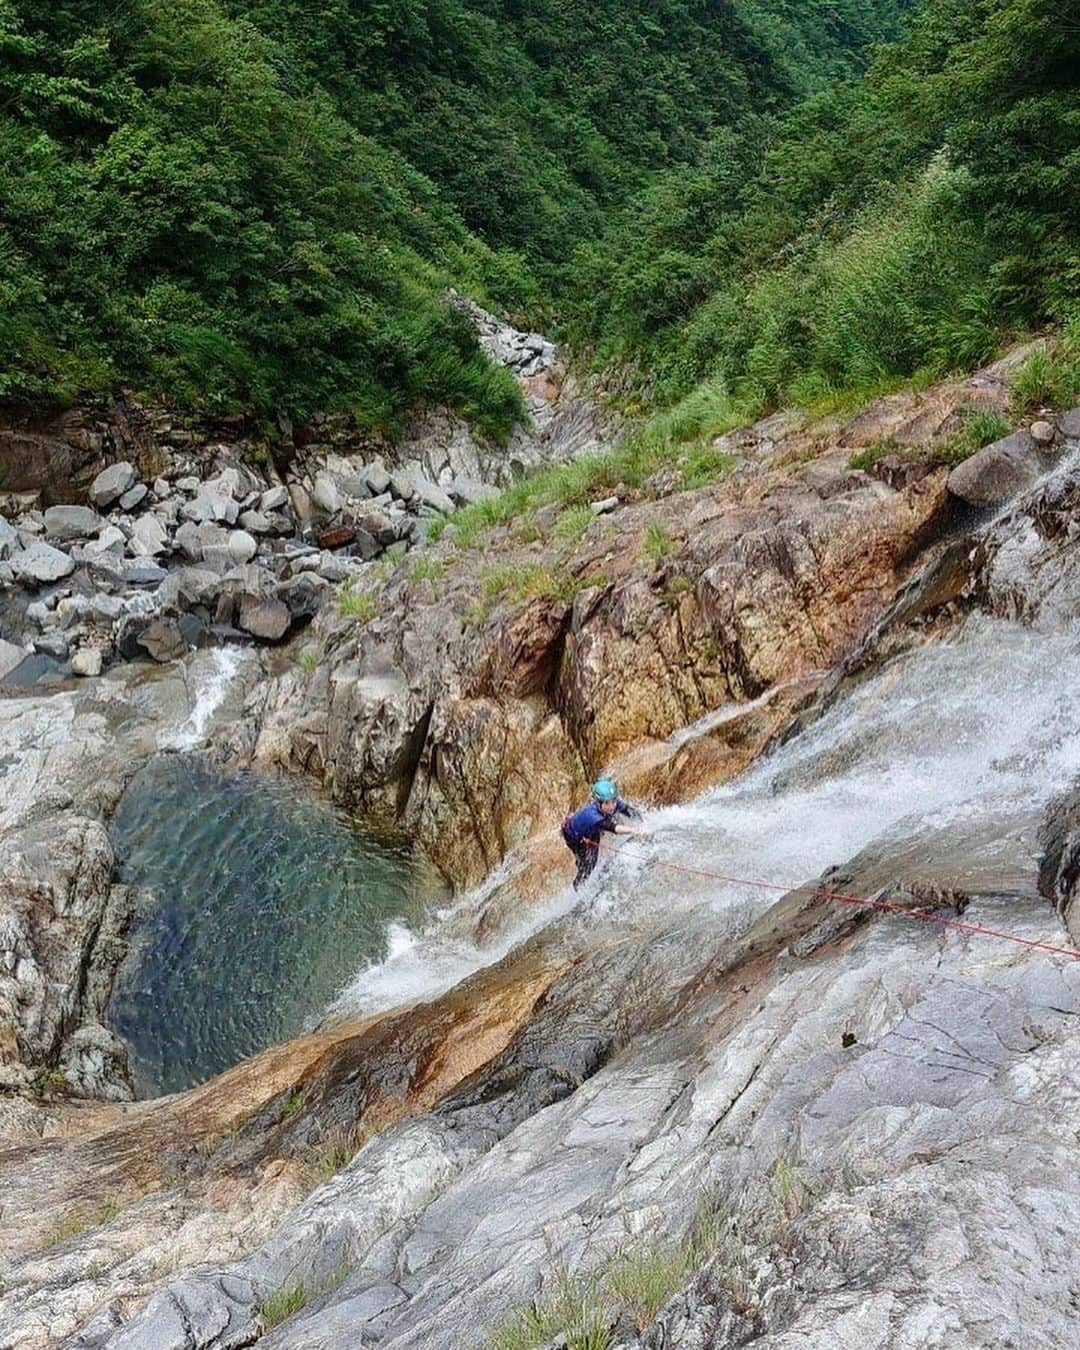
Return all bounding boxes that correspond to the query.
[562,778,647,889]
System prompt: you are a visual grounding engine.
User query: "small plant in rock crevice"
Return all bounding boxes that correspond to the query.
[258,1261,352,1333]
[337,577,377,623]
[931,406,1011,466]
[296,645,323,674]
[488,1191,744,1349]
[644,522,676,563]
[848,435,897,471]
[408,554,446,584]
[554,503,594,543]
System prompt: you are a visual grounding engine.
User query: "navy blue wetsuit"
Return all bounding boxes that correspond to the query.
[562,798,631,889]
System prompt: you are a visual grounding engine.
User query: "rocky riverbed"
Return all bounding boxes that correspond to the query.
[0,348,1077,1349]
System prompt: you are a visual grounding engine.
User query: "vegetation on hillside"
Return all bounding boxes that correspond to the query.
[1,0,1076,447]
[572,0,1080,437]
[0,0,903,428]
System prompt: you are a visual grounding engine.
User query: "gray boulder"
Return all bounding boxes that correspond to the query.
[260,485,289,513]
[89,461,136,508]
[275,573,330,626]
[227,529,258,565]
[189,475,239,525]
[128,514,169,557]
[238,510,272,535]
[0,638,30,681]
[359,512,397,547]
[118,483,148,512]
[43,505,102,542]
[0,514,20,560]
[1057,407,1080,440]
[33,631,71,660]
[389,472,415,501]
[365,462,392,496]
[158,567,221,613]
[238,594,292,641]
[119,560,168,587]
[449,477,499,507]
[413,476,456,515]
[12,541,75,584]
[312,472,342,516]
[947,431,1041,507]
[83,525,127,558]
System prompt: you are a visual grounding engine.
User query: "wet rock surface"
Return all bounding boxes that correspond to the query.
[1,360,1078,1350]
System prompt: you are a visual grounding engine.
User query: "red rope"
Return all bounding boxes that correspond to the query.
[590,836,1080,961]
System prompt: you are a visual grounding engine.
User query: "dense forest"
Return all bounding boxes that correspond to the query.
[1,0,1077,438]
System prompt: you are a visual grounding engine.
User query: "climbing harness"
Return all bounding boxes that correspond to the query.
[589,835,1080,961]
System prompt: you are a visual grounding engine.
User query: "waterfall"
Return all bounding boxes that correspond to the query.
[159,646,248,751]
[335,450,1080,1015]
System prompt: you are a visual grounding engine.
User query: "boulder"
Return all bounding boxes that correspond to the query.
[335,472,373,502]
[413,476,456,515]
[89,461,136,509]
[359,512,397,547]
[12,541,75,584]
[318,525,356,551]
[33,631,72,660]
[275,573,330,626]
[189,475,239,525]
[175,476,200,493]
[227,529,258,565]
[260,485,289,513]
[137,618,189,663]
[153,477,171,499]
[365,463,392,496]
[0,514,19,560]
[118,483,148,511]
[158,567,221,613]
[128,514,169,557]
[449,478,499,507]
[389,472,415,502]
[238,510,273,535]
[43,505,102,542]
[0,638,30,681]
[118,560,168,586]
[1038,786,1080,946]
[946,431,1041,508]
[174,520,203,561]
[238,594,292,642]
[591,496,618,516]
[70,647,104,678]
[312,472,342,516]
[1057,407,1080,440]
[84,525,127,557]
[1029,420,1055,445]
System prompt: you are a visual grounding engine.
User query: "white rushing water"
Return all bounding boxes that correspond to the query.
[159,646,248,751]
[334,453,1080,1015]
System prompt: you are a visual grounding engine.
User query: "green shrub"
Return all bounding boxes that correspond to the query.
[1010,337,1080,413]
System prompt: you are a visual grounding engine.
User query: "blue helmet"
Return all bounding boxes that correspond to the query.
[592,778,618,802]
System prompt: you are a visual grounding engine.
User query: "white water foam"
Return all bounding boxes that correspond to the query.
[160,647,247,751]
[334,458,1080,1014]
